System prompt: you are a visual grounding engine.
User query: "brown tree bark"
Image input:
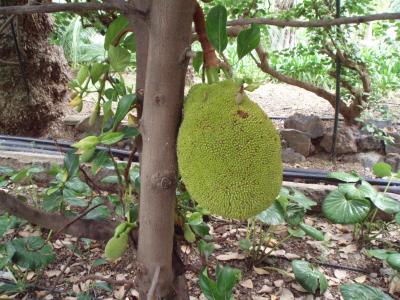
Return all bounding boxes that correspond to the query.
[136,0,194,298]
[0,0,70,136]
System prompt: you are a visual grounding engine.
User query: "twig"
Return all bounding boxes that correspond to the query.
[108,148,126,216]
[0,14,14,34]
[0,58,18,65]
[81,274,134,287]
[123,144,138,187]
[79,166,104,195]
[147,266,161,300]
[227,12,400,28]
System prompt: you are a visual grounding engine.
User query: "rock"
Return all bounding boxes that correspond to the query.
[281,129,314,157]
[385,153,400,172]
[356,152,384,169]
[385,133,400,154]
[356,134,383,152]
[320,125,357,154]
[284,113,324,139]
[282,148,306,164]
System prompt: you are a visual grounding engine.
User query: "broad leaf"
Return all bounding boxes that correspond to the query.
[0,166,14,176]
[64,151,79,180]
[327,171,361,183]
[237,24,260,59]
[359,181,400,213]
[289,190,316,210]
[112,94,136,130]
[193,51,203,72]
[288,227,305,238]
[76,65,89,85]
[372,162,392,178]
[396,212,400,224]
[184,224,196,243]
[386,253,400,272]
[100,131,125,145]
[122,33,136,52]
[322,189,371,224]
[199,268,219,300]
[72,136,100,151]
[367,249,397,260]
[299,223,324,241]
[11,237,55,270]
[206,5,228,53]
[91,63,109,84]
[340,283,394,300]
[257,201,285,225]
[199,240,215,262]
[104,16,129,49]
[108,45,131,72]
[215,264,242,299]
[292,260,328,294]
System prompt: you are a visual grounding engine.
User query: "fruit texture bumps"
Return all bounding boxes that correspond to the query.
[177,80,283,219]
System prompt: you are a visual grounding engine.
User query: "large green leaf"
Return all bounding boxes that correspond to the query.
[112,94,136,130]
[322,189,371,224]
[289,190,316,210]
[199,268,219,300]
[122,33,136,52]
[206,5,228,53]
[108,45,131,72]
[292,260,328,294]
[99,131,125,145]
[237,24,260,59]
[11,237,55,270]
[72,136,100,151]
[340,284,394,300]
[257,201,285,225]
[367,249,397,260]
[215,265,242,299]
[64,151,79,180]
[299,223,324,241]
[104,16,129,49]
[372,162,392,178]
[327,171,361,183]
[359,181,400,213]
[90,63,109,84]
[0,166,14,176]
[387,253,400,271]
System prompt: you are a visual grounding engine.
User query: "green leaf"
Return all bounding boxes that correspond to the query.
[199,240,215,262]
[289,190,316,210]
[288,227,305,237]
[85,205,111,220]
[340,283,394,300]
[187,212,203,226]
[239,238,252,250]
[122,126,139,138]
[257,201,285,225]
[104,16,129,49]
[91,63,109,84]
[72,136,100,151]
[76,65,89,85]
[285,203,305,226]
[292,260,328,294]
[99,131,125,145]
[43,191,63,212]
[191,223,210,237]
[92,258,107,267]
[112,94,136,130]
[77,293,93,300]
[101,175,119,184]
[199,268,219,300]
[338,183,364,200]
[372,162,392,178]
[359,181,400,213]
[193,51,203,72]
[387,253,400,271]
[299,223,325,241]
[215,264,242,299]
[11,237,55,270]
[327,171,361,183]
[10,169,28,182]
[367,249,396,260]
[206,5,228,53]
[95,281,113,292]
[64,151,79,180]
[396,212,400,224]
[122,33,136,52]
[184,223,196,243]
[0,166,14,176]
[322,189,371,224]
[108,45,131,72]
[237,24,260,59]
[79,147,97,163]
[65,177,91,194]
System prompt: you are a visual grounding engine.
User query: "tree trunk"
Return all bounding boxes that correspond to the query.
[136,0,194,298]
[0,0,70,136]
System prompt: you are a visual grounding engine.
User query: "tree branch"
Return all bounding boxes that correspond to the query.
[0,2,123,15]
[227,12,400,28]
[0,190,115,241]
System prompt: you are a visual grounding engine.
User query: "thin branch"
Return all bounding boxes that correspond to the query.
[227,12,400,28]
[0,2,122,15]
[81,274,135,287]
[0,15,14,34]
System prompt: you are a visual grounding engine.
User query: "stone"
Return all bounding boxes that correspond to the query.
[385,133,400,155]
[385,153,400,172]
[320,125,357,154]
[284,113,325,139]
[280,129,314,157]
[281,148,306,164]
[356,152,384,169]
[356,134,383,152]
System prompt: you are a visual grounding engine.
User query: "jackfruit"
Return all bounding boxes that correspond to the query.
[104,233,129,261]
[177,80,283,219]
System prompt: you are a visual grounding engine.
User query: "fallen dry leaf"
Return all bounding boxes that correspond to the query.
[114,286,125,299]
[45,270,61,278]
[340,244,357,254]
[252,296,269,300]
[389,276,400,294]
[253,266,269,275]
[257,285,273,294]
[280,288,294,300]
[354,275,367,283]
[216,252,246,261]
[240,279,254,289]
[291,283,307,292]
[334,269,347,280]
[273,279,284,287]
[285,253,301,260]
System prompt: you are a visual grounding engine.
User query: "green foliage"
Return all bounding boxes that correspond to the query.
[177,80,282,219]
[199,265,241,300]
[206,5,228,53]
[292,260,328,294]
[340,283,394,300]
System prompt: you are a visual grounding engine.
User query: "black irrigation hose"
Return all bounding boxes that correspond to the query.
[269,115,400,126]
[0,135,399,190]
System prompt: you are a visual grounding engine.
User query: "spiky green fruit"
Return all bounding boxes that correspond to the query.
[177,80,283,220]
[104,233,129,261]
